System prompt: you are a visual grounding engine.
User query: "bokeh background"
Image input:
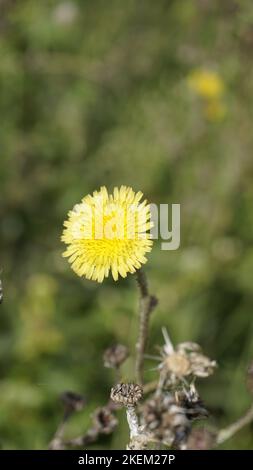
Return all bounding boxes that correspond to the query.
[1,0,253,449]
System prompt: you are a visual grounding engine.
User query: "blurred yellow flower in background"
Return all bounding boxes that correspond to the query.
[62,186,153,282]
[188,68,226,122]
[188,68,224,100]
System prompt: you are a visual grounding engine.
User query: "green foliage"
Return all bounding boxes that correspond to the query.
[1,0,253,449]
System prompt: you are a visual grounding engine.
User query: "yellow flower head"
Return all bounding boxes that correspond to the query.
[62,186,153,282]
[188,69,224,100]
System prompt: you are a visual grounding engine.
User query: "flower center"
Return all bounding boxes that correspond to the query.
[165,353,191,377]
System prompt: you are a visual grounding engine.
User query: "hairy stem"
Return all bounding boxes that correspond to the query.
[126,404,156,450]
[135,269,158,385]
[126,405,140,438]
[217,403,253,445]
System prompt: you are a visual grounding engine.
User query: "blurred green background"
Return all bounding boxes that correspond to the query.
[1,0,253,449]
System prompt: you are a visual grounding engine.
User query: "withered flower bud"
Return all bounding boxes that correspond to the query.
[110,383,143,406]
[60,391,86,414]
[103,344,129,369]
[92,406,118,434]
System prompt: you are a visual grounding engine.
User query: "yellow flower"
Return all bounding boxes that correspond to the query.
[188,69,224,100]
[62,186,153,282]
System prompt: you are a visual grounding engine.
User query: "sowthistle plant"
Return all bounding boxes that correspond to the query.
[48,186,253,450]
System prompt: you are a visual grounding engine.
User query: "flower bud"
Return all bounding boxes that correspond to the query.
[110,383,143,406]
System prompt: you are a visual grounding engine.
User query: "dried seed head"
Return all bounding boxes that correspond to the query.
[103,344,129,369]
[177,342,201,353]
[60,391,86,413]
[110,383,143,406]
[140,393,190,447]
[165,353,191,377]
[189,352,217,378]
[160,330,217,384]
[92,406,118,435]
